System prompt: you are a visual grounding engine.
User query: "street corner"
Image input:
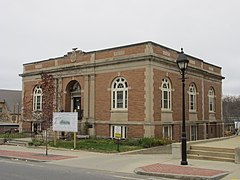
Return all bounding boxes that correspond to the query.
[134,163,229,180]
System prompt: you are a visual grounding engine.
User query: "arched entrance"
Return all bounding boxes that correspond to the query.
[65,81,82,120]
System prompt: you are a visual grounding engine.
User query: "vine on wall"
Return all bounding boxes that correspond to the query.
[40,73,54,130]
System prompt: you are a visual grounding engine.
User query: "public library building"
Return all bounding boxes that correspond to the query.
[20,41,224,141]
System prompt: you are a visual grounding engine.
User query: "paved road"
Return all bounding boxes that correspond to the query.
[0,158,168,180]
[1,136,240,179]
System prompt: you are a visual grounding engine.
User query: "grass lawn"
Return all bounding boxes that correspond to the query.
[2,133,172,153]
[48,139,143,153]
[29,137,171,153]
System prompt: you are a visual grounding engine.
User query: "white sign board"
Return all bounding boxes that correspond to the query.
[114,125,122,139]
[235,121,240,129]
[53,112,78,132]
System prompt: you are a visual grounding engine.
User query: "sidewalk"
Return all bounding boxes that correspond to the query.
[135,163,228,179]
[0,138,240,180]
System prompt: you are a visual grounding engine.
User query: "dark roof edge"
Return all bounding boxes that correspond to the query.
[22,41,222,69]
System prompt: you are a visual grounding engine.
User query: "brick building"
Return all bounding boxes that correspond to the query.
[20,41,224,141]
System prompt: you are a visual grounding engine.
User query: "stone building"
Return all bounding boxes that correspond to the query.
[19,41,224,141]
[0,89,21,133]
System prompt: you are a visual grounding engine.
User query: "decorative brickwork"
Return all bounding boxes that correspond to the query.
[20,41,224,141]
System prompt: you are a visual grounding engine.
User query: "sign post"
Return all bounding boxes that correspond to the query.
[45,129,48,156]
[74,132,77,149]
[54,131,57,146]
[114,126,122,152]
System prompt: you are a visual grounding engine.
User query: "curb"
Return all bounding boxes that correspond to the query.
[0,155,47,162]
[134,165,229,180]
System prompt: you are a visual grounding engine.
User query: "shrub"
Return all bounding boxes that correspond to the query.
[139,137,171,148]
[122,138,140,146]
[28,139,44,146]
[122,137,171,148]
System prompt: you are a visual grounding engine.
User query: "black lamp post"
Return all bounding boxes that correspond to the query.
[177,48,189,165]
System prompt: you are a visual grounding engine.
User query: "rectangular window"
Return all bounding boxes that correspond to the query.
[162,90,171,110]
[34,97,37,110]
[168,91,171,109]
[189,94,196,111]
[113,91,115,108]
[190,125,197,141]
[110,125,127,139]
[36,96,41,110]
[209,97,214,112]
[163,91,168,109]
[190,95,194,110]
[0,107,2,113]
[34,96,42,111]
[125,91,128,108]
[117,91,123,108]
[163,125,172,140]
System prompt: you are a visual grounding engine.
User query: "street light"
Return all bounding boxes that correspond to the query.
[177,48,189,165]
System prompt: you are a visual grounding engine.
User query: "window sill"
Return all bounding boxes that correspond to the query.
[161,109,173,113]
[32,110,42,112]
[209,111,216,114]
[111,109,128,113]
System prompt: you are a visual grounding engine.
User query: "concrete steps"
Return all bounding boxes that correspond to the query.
[188,145,235,163]
[5,138,31,146]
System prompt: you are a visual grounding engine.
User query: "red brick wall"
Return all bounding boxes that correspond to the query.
[95,73,113,121]
[22,81,38,120]
[95,44,145,60]
[198,124,205,140]
[127,69,145,121]
[153,69,162,121]
[152,69,183,122]
[171,73,183,122]
[128,125,144,138]
[21,80,39,132]
[154,125,162,138]
[95,124,109,137]
[173,124,181,142]
[215,84,222,120]
[204,81,222,120]
[95,69,145,122]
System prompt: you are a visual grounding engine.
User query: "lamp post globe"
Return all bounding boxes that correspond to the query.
[177,48,189,73]
[177,48,189,165]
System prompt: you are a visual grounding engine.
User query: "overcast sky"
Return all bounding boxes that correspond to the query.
[1,0,239,95]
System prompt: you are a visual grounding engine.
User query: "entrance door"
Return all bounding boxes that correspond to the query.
[73,97,81,120]
[32,122,41,134]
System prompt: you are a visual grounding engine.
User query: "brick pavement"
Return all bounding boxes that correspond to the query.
[0,150,77,161]
[135,163,229,180]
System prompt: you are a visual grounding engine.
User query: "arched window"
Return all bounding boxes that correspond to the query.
[209,87,215,112]
[189,83,197,111]
[70,82,81,96]
[112,77,128,109]
[33,86,42,111]
[161,78,171,110]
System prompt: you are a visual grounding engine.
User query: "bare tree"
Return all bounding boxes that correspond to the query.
[222,95,240,123]
[223,96,240,115]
